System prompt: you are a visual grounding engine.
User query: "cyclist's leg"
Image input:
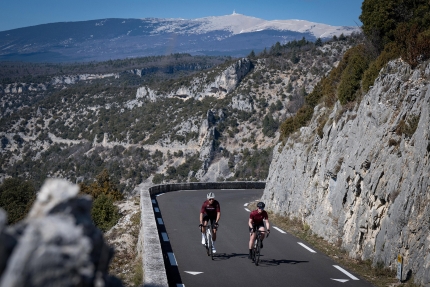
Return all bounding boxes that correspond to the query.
[201,214,210,233]
[210,218,217,241]
[249,226,257,249]
[258,226,265,248]
[249,226,256,259]
[201,214,209,244]
[258,225,266,240]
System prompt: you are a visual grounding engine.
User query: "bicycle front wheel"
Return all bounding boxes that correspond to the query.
[205,233,210,256]
[207,231,213,259]
[255,239,261,266]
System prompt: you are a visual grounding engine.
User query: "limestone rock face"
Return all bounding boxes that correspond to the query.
[212,58,252,94]
[262,59,430,286]
[231,94,254,112]
[134,58,252,102]
[0,179,122,287]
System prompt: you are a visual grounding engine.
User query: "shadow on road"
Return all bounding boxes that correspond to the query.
[212,253,249,260]
[211,253,308,268]
[257,258,309,267]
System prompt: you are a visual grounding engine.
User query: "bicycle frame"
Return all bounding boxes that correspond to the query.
[202,224,214,260]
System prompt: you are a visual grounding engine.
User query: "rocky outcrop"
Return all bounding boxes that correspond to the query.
[51,73,119,85]
[210,58,252,95]
[262,59,430,286]
[0,179,122,287]
[231,94,254,112]
[134,58,252,102]
[2,83,47,94]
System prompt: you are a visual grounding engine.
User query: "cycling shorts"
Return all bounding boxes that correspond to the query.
[202,214,218,228]
[249,222,264,232]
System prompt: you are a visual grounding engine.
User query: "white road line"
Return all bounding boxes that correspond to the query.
[333,265,359,280]
[161,232,169,242]
[167,252,177,266]
[244,208,251,212]
[156,193,165,197]
[184,271,203,275]
[298,242,316,253]
[154,207,160,212]
[157,218,164,225]
[244,203,249,206]
[151,199,156,204]
[331,279,349,283]
[273,226,286,234]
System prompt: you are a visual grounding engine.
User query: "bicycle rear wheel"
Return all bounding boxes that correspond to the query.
[254,238,261,266]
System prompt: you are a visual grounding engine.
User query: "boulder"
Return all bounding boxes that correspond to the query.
[0,179,122,287]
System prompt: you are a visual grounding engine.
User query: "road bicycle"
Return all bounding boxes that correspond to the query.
[200,224,214,260]
[251,229,268,266]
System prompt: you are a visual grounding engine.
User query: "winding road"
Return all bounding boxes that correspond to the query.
[153,189,374,287]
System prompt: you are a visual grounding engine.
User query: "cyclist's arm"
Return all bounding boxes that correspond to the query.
[265,219,270,231]
[248,218,254,229]
[216,211,220,224]
[199,212,203,224]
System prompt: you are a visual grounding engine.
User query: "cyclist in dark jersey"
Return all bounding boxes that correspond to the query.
[248,202,270,259]
[199,192,221,253]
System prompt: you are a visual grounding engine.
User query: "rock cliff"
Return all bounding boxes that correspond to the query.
[135,58,252,102]
[262,59,430,286]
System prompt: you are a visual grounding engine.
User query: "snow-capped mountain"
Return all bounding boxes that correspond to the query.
[154,13,357,38]
[0,13,360,62]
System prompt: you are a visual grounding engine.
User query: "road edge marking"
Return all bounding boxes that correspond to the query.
[298,242,316,253]
[333,265,359,280]
[167,252,177,266]
[273,226,286,234]
[161,232,169,242]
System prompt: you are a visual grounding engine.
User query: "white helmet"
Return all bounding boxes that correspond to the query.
[207,192,215,199]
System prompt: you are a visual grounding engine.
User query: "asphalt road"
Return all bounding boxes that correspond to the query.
[154,189,374,287]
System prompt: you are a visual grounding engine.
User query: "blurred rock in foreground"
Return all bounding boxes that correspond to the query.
[0,178,123,287]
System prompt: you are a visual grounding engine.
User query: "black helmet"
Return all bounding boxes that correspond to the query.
[257,202,265,209]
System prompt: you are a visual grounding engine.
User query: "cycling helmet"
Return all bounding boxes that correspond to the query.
[257,202,265,209]
[207,192,215,199]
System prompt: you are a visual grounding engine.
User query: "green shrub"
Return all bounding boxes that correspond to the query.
[91,193,121,232]
[262,114,279,138]
[0,178,36,224]
[279,105,314,142]
[338,45,371,104]
[396,114,420,138]
[362,42,401,93]
[152,173,164,184]
[360,0,430,66]
[79,169,123,231]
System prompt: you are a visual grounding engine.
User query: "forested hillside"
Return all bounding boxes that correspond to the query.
[0,35,359,196]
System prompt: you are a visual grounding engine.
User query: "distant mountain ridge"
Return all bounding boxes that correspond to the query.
[0,13,360,62]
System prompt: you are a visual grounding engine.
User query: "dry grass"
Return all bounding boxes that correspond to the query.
[248,202,421,287]
[106,197,142,287]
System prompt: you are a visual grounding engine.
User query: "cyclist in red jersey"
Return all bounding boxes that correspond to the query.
[248,202,270,259]
[199,192,220,253]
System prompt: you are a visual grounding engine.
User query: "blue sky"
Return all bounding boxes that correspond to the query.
[0,0,363,32]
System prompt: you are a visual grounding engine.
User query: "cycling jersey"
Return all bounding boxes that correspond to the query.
[249,209,268,225]
[200,199,220,218]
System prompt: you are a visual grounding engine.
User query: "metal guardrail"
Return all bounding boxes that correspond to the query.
[139,182,265,287]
